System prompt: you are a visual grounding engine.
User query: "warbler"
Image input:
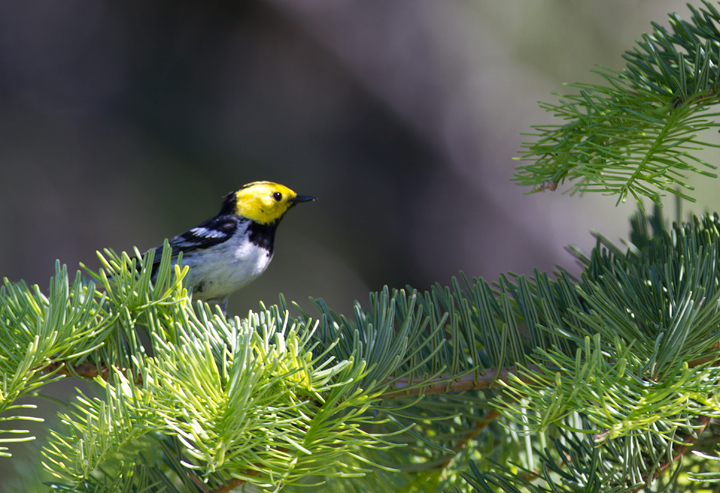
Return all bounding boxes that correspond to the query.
[150,181,317,312]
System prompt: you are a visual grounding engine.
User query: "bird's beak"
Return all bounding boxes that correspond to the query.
[290,195,318,204]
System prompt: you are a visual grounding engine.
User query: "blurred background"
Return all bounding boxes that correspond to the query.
[2,0,718,488]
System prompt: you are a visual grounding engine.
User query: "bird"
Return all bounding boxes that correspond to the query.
[149,181,317,313]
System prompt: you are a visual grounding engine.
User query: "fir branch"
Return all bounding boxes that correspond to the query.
[40,360,112,380]
[41,294,402,491]
[380,365,544,399]
[208,478,244,493]
[636,414,712,491]
[438,409,500,470]
[9,203,720,491]
[514,1,720,206]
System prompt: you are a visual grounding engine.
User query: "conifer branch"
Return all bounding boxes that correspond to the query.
[208,479,242,493]
[380,365,545,399]
[439,410,501,470]
[636,414,712,491]
[514,0,720,207]
[41,360,109,380]
[7,204,720,491]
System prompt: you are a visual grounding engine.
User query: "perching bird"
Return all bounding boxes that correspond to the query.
[150,181,316,312]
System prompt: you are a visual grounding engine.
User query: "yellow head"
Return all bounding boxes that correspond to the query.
[223,181,317,224]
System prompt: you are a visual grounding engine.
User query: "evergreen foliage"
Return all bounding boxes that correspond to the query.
[5,1,720,492]
[514,0,720,207]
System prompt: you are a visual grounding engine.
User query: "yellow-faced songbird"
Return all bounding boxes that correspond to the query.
[151,181,316,312]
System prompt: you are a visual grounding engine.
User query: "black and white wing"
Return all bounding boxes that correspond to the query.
[151,215,243,268]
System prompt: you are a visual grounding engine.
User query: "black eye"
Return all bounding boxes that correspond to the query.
[272,192,282,202]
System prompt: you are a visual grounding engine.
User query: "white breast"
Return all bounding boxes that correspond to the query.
[180,222,273,302]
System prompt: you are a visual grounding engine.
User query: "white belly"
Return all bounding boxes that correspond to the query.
[180,231,273,302]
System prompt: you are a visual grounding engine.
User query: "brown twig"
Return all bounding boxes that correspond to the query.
[209,470,261,493]
[381,344,720,400]
[43,360,109,379]
[439,410,501,469]
[635,414,713,491]
[380,365,545,399]
[455,410,501,450]
[42,351,720,492]
[189,474,210,493]
[42,340,720,394]
[41,360,143,384]
[209,478,243,493]
[687,341,720,368]
[42,360,547,401]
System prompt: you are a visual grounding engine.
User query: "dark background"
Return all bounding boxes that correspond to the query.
[1,0,712,488]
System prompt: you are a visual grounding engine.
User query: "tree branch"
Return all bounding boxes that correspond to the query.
[42,360,109,379]
[209,471,260,493]
[380,365,544,399]
[41,360,143,384]
[440,410,501,469]
[636,414,712,492]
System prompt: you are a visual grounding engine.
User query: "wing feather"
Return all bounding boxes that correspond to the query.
[151,215,244,268]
